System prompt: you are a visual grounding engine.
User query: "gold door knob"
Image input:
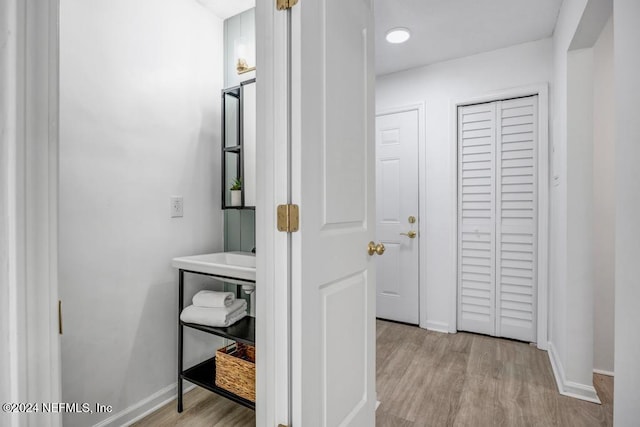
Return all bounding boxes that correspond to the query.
[367,241,386,256]
[400,230,417,239]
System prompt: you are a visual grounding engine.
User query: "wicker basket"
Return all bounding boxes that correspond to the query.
[215,342,256,402]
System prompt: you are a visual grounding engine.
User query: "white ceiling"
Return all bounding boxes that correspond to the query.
[375,0,563,76]
[196,0,255,20]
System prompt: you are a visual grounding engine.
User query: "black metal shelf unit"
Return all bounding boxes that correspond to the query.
[221,78,256,210]
[177,269,256,412]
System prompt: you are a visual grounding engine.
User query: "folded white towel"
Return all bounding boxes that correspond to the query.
[180,300,247,328]
[193,290,236,308]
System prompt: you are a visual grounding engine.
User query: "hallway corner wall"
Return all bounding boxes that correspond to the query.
[548,0,614,403]
[592,17,615,375]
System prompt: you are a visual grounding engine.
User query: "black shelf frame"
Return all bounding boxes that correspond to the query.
[177,269,256,412]
[223,145,242,153]
[181,356,255,410]
[221,78,257,210]
[181,316,255,346]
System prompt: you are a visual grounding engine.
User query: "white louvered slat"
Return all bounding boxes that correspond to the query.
[502,149,534,160]
[457,103,496,336]
[501,105,533,118]
[502,134,533,143]
[501,175,533,185]
[501,123,534,135]
[496,96,537,342]
[501,192,533,201]
[463,145,493,155]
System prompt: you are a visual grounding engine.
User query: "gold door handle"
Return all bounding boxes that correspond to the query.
[368,241,386,256]
[400,230,417,239]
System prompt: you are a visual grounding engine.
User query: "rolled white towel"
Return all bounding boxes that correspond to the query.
[192,290,236,308]
[180,299,247,328]
[224,309,247,327]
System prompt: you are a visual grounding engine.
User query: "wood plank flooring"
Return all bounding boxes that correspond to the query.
[376,320,613,427]
[131,386,254,427]
[134,320,613,426]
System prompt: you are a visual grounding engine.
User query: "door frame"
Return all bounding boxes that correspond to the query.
[375,103,427,328]
[3,1,62,426]
[8,2,289,427]
[450,84,549,350]
[255,1,291,425]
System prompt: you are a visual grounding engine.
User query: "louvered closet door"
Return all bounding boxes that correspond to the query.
[496,96,537,342]
[457,103,497,336]
[458,96,538,342]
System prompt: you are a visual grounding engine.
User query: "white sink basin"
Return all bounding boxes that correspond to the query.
[172,251,256,283]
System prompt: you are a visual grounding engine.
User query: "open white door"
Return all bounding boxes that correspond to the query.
[290,0,376,425]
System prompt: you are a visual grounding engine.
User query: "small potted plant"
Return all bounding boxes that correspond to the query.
[230,177,242,207]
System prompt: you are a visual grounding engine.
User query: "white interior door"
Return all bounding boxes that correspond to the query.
[375,110,420,324]
[496,96,538,342]
[457,102,497,336]
[290,0,376,425]
[457,96,538,343]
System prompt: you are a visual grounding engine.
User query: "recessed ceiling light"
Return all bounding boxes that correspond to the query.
[386,28,411,44]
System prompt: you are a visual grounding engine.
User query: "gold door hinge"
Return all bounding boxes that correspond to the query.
[276,0,298,10]
[58,300,63,335]
[277,204,299,232]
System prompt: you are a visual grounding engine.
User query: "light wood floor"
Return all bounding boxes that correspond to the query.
[376,320,613,427]
[131,386,255,427]
[134,320,613,426]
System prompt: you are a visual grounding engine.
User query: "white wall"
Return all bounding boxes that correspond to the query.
[565,46,595,388]
[547,0,603,402]
[614,0,640,423]
[224,8,256,88]
[592,17,615,375]
[548,0,586,397]
[59,1,224,425]
[376,38,553,333]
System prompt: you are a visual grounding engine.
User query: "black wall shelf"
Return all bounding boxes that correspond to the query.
[181,357,255,410]
[181,316,255,346]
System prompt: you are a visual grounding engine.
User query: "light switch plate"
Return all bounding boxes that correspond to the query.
[170,196,183,218]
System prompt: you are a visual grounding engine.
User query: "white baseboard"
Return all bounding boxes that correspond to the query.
[424,321,450,334]
[547,342,601,404]
[593,369,614,377]
[93,383,195,427]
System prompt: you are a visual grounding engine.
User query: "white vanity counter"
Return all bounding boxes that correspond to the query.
[172,251,256,283]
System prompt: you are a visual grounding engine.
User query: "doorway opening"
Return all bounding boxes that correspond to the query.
[58,1,260,426]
